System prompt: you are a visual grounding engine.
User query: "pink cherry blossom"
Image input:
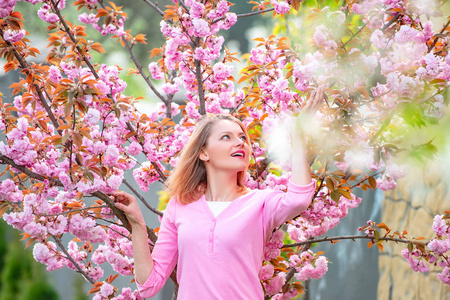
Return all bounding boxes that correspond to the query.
[78,12,99,24]
[0,0,17,19]
[3,29,25,43]
[37,4,59,23]
[103,145,120,167]
[376,175,397,191]
[438,267,450,285]
[127,141,143,156]
[260,263,275,280]
[264,272,286,296]
[191,18,210,37]
[433,215,449,236]
[190,1,204,18]
[272,0,290,15]
[313,25,338,50]
[148,62,164,80]
[428,239,450,256]
[100,282,115,297]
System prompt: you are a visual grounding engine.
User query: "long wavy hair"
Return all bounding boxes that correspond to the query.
[166,114,251,205]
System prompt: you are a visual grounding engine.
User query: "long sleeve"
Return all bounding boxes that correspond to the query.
[262,179,316,238]
[135,198,179,298]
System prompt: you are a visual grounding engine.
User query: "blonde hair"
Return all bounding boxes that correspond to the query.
[166,114,250,205]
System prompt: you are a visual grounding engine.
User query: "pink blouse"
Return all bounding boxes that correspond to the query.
[136,179,316,299]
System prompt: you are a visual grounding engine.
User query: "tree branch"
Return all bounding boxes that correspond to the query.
[51,234,96,284]
[91,191,131,230]
[121,36,167,103]
[194,44,206,115]
[213,8,275,24]
[124,122,168,181]
[39,205,110,217]
[282,234,415,248]
[123,178,162,217]
[141,0,165,18]
[428,20,450,53]
[343,24,366,48]
[0,28,63,136]
[50,0,99,80]
[178,0,190,13]
[381,13,401,32]
[51,1,169,185]
[0,154,132,231]
[0,155,63,186]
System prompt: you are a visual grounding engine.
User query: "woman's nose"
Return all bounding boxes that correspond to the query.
[236,137,244,146]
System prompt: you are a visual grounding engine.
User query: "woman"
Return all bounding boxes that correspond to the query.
[114,87,325,299]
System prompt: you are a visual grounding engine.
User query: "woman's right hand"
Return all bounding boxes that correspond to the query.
[113,191,146,228]
[114,191,155,285]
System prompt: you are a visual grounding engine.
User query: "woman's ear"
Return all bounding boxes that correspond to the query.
[199,150,209,162]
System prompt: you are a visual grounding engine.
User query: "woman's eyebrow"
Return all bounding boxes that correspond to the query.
[218,130,244,135]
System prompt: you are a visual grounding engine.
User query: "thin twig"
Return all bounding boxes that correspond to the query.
[194,36,206,115]
[381,13,401,32]
[0,154,132,231]
[121,36,167,103]
[123,178,163,216]
[39,205,110,217]
[343,24,366,47]
[428,20,450,53]
[52,234,96,284]
[50,0,99,79]
[349,170,383,189]
[124,122,168,181]
[0,28,63,136]
[0,155,63,186]
[213,8,275,24]
[282,234,416,248]
[141,0,165,18]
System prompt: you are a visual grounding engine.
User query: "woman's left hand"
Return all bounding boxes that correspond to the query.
[303,85,325,115]
[294,86,326,134]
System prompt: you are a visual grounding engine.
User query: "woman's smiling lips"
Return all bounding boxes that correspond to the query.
[231,150,246,158]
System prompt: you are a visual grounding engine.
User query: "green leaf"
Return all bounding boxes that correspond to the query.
[409,138,438,162]
[373,230,380,241]
[326,178,335,191]
[330,190,340,202]
[86,172,94,182]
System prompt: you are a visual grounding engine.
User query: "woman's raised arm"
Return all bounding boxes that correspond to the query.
[290,86,325,186]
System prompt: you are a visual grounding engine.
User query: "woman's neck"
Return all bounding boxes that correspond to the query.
[205,171,241,202]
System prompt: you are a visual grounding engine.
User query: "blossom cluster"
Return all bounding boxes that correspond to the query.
[261,247,328,297]
[403,215,450,284]
[293,193,362,239]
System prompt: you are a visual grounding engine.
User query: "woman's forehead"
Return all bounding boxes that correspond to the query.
[210,119,244,134]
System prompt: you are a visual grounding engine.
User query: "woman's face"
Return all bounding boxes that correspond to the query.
[200,119,251,173]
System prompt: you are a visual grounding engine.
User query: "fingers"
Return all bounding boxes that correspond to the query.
[313,86,325,103]
[312,86,325,109]
[114,201,125,210]
[112,191,135,204]
[303,85,325,115]
[113,196,135,215]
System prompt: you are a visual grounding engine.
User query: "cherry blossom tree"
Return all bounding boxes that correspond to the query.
[0,0,449,299]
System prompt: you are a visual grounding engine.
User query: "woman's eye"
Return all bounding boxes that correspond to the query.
[240,136,247,141]
[221,135,230,140]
